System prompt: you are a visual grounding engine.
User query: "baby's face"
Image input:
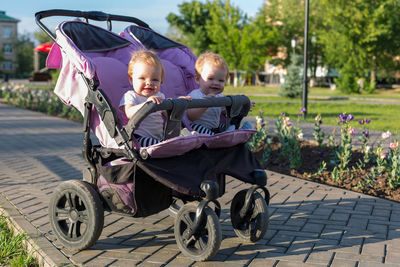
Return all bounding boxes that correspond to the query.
[197,62,227,96]
[131,62,162,98]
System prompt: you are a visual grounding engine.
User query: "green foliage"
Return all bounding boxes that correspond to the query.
[34,31,53,44]
[50,69,60,84]
[320,0,400,92]
[12,33,34,75]
[278,54,302,98]
[0,215,37,266]
[166,0,213,55]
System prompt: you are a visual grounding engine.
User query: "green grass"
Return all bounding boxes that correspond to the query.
[0,215,38,267]
[224,85,400,134]
[250,102,400,134]
[225,85,400,99]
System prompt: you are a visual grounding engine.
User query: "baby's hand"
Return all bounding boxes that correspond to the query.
[205,92,217,98]
[148,95,163,104]
[179,96,192,101]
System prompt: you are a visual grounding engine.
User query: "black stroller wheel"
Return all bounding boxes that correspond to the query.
[230,189,269,242]
[174,202,221,261]
[49,180,104,251]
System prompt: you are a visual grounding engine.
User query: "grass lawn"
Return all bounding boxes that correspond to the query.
[225,85,400,134]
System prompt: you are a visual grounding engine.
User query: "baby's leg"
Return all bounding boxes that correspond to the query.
[190,124,215,136]
[137,136,161,147]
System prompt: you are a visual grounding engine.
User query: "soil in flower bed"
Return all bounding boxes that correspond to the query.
[255,140,400,203]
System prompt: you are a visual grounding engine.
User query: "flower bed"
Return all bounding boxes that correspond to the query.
[0,84,82,121]
[249,110,400,202]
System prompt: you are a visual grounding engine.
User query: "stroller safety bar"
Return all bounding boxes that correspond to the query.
[122,95,251,141]
[35,9,149,42]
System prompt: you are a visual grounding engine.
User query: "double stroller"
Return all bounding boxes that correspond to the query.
[36,10,270,261]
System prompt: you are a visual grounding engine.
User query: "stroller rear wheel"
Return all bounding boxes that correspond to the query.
[174,202,221,261]
[230,189,269,242]
[49,180,104,251]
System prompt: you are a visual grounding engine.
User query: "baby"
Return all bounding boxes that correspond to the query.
[119,50,166,147]
[186,52,229,135]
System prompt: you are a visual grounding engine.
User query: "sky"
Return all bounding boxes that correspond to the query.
[3,0,264,38]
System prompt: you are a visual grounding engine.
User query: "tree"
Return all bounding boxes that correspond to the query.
[206,0,246,73]
[13,33,34,75]
[166,1,213,55]
[279,54,303,98]
[319,0,400,93]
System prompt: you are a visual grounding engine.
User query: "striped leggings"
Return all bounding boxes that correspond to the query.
[190,123,216,136]
[137,136,161,147]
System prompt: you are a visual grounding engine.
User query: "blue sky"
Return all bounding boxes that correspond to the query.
[3,0,264,36]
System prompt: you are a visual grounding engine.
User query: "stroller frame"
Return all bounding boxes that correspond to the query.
[36,9,270,261]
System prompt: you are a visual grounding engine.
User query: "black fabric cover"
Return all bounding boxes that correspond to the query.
[137,144,261,197]
[95,144,261,216]
[62,22,131,52]
[130,25,184,50]
[94,152,172,217]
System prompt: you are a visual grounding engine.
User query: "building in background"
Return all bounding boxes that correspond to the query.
[0,11,19,74]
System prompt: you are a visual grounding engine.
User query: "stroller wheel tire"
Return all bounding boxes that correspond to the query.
[230,189,269,242]
[174,202,221,261]
[49,180,104,251]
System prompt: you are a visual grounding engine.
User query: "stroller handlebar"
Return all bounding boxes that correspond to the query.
[122,95,251,140]
[35,9,149,42]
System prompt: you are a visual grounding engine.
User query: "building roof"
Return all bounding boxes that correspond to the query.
[0,11,20,23]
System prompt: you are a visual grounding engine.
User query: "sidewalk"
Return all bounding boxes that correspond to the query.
[1,102,400,266]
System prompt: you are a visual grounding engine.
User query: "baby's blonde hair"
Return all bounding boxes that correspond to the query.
[127,50,165,83]
[195,52,229,80]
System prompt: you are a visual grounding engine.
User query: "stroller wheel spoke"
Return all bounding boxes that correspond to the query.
[197,236,207,251]
[78,210,88,223]
[68,221,78,238]
[182,213,193,227]
[55,207,69,221]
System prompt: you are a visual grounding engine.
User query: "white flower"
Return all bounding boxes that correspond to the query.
[266,138,272,144]
[256,116,263,124]
[382,130,392,140]
[297,132,304,140]
[365,146,371,153]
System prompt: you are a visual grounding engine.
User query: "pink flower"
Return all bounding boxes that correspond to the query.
[390,142,399,150]
[381,153,387,159]
[348,128,355,135]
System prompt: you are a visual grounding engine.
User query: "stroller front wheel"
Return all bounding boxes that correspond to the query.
[230,189,269,242]
[49,180,104,251]
[174,202,221,261]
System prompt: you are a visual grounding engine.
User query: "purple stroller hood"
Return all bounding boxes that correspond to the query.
[47,21,198,148]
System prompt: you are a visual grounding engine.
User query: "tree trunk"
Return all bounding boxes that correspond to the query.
[370,55,376,89]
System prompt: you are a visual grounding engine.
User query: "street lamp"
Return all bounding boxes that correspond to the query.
[291,38,297,57]
[302,0,310,118]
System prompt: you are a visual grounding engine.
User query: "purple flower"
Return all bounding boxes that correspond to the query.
[319,152,324,157]
[261,122,265,128]
[364,130,369,137]
[297,113,302,117]
[318,119,322,125]
[282,112,286,117]
[358,120,364,125]
[339,114,347,121]
[346,114,354,121]
[366,119,371,124]
[300,108,307,113]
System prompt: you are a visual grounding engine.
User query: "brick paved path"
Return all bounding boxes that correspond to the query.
[1,102,400,266]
